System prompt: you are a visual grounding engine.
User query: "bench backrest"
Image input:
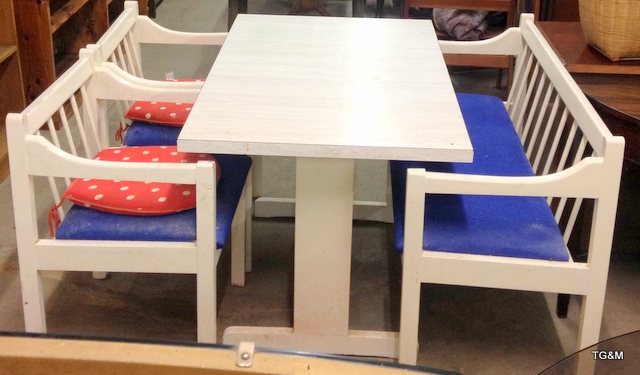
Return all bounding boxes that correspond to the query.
[6,49,202,230]
[87,1,227,140]
[93,1,227,79]
[441,14,625,244]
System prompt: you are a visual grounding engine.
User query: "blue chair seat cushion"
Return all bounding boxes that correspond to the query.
[123,121,181,147]
[56,154,252,248]
[390,93,568,262]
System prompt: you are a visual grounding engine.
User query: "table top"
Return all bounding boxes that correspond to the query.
[178,14,472,163]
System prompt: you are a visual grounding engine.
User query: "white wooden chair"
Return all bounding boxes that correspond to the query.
[86,1,251,286]
[391,14,625,365]
[6,49,252,343]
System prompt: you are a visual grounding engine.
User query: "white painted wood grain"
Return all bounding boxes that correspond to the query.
[178,14,472,162]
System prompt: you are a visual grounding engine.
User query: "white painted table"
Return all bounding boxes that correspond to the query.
[178,14,472,358]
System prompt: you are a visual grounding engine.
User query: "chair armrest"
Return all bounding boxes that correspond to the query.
[406,158,607,199]
[92,64,202,103]
[26,135,209,184]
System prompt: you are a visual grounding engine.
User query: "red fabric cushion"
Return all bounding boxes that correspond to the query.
[61,146,220,216]
[124,79,203,126]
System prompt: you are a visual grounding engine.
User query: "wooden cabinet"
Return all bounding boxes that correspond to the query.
[13,0,112,103]
[1,0,26,182]
[538,0,580,21]
[12,0,148,104]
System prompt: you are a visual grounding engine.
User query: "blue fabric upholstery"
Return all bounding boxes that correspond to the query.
[123,121,181,146]
[56,154,252,248]
[390,93,568,261]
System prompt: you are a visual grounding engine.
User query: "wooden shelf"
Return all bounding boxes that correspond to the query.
[1,0,26,182]
[0,44,17,63]
[537,22,640,75]
[14,0,128,103]
[50,0,92,33]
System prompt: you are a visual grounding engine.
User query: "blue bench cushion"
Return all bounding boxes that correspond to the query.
[123,121,181,147]
[390,93,569,262]
[56,154,252,248]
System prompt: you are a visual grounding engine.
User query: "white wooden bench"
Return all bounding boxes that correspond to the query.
[87,2,254,286]
[6,49,251,343]
[391,14,625,364]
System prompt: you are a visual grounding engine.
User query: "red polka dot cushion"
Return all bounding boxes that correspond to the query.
[124,79,203,126]
[61,146,221,216]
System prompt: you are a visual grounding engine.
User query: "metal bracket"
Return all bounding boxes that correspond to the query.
[236,341,255,368]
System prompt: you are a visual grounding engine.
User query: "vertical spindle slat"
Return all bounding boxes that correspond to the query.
[532,94,561,172]
[525,78,554,161]
[126,31,143,78]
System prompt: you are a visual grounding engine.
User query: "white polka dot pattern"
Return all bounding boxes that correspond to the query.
[124,79,203,126]
[62,146,220,216]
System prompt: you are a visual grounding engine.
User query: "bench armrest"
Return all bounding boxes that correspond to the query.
[406,158,609,200]
[439,24,523,56]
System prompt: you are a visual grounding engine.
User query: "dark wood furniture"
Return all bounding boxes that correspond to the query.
[1,0,26,182]
[537,22,640,162]
[12,0,148,105]
[538,0,579,21]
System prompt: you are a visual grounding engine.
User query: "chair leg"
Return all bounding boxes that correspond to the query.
[576,293,606,351]
[196,251,217,343]
[376,0,385,17]
[231,183,248,287]
[20,268,47,333]
[398,277,422,365]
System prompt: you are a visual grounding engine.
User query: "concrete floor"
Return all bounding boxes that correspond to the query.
[2,1,640,374]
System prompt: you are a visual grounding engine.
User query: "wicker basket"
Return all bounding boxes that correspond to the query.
[579,0,640,61]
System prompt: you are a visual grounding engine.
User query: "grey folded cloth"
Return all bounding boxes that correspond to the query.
[433,9,490,41]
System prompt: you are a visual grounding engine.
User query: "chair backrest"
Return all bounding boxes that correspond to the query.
[87,1,227,141]
[93,1,227,79]
[6,49,204,236]
[440,14,624,246]
[507,14,622,243]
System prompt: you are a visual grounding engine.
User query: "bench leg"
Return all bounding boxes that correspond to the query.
[556,294,570,318]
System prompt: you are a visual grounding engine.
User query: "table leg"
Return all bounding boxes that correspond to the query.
[223,158,398,357]
[353,0,365,17]
[288,0,332,16]
[228,0,248,30]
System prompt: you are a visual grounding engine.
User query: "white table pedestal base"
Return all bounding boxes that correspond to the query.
[224,158,398,359]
